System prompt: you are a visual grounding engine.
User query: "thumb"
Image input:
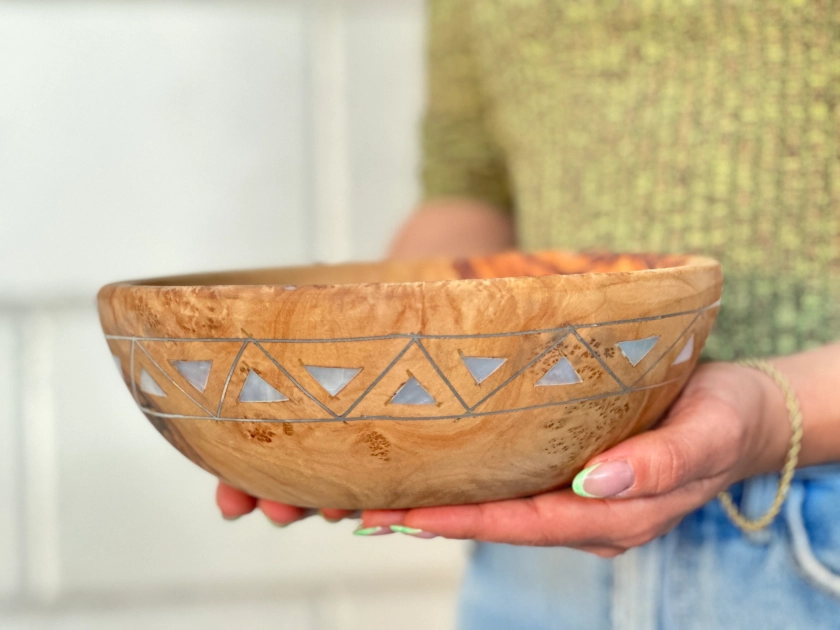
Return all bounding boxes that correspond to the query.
[572,400,739,499]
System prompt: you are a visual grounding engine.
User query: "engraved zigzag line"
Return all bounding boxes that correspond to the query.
[216,340,250,417]
[629,313,701,389]
[572,329,628,392]
[467,329,572,412]
[252,341,338,419]
[339,338,417,418]
[415,339,470,413]
[125,301,719,416]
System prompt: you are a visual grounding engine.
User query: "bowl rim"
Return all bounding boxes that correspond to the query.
[100,249,721,294]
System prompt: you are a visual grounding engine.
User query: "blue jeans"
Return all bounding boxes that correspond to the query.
[459,465,840,629]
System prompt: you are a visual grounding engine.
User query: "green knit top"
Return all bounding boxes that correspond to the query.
[421,0,839,360]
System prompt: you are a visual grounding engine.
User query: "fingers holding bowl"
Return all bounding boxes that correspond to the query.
[216,481,257,520]
[319,508,358,523]
[257,498,316,527]
[217,480,359,526]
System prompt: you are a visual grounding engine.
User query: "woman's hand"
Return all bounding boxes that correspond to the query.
[357,362,792,555]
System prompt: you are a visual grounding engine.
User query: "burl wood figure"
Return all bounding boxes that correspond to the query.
[98,250,722,509]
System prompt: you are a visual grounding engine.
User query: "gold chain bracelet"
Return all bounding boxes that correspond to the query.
[717,359,804,533]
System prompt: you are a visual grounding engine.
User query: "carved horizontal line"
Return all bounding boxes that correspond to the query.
[105,301,719,344]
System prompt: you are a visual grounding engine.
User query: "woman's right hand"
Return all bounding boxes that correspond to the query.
[216,481,355,525]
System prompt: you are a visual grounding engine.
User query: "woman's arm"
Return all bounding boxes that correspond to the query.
[772,343,840,468]
[387,198,515,259]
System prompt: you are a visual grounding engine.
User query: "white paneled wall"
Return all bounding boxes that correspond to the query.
[0,2,311,301]
[0,1,468,628]
[0,316,22,600]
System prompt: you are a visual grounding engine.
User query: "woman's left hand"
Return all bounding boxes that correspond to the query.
[358,362,791,555]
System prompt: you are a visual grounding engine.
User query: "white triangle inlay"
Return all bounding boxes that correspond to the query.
[139,369,166,397]
[391,377,436,405]
[171,360,212,393]
[239,370,288,403]
[616,336,660,367]
[305,366,362,396]
[462,356,507,385]
[535,357,583,387]
[672,335,695,366]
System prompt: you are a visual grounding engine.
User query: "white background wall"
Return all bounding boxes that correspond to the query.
[0,1,470,628]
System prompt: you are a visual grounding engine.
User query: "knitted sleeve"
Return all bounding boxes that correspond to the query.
[421,0,512,211]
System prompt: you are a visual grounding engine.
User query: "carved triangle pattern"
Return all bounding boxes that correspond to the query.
[472,332,623,413]
[535,357,582,387]
[172,360,213,393]
[131,345,212,417]
[462,356,507,385]
[106,339,132,388]
[138,340,246,414]
[421,331,570,409]
[239,369,288,402]
[616,336,659,367]
[346,341,467,418]
[672,335,695,366]
[139,369,166,397]
[576,313,698,389]
[391,377,436,405]
[218,342,328,421]
[259,338,410,416]
[115,299,716,422]
[305,366,362,396]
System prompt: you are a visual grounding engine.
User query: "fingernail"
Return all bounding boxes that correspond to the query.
[390,525,438,539]
[222,514,241,522]
[266,515,289,528]
[572,461,635,498]
[319,509,343,523]
[353,525,393,537]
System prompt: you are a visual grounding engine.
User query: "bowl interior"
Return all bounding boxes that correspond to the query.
[143,250,693,288]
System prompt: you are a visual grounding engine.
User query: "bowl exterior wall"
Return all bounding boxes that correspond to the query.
[139,375,685,509]
[99,258,721,508]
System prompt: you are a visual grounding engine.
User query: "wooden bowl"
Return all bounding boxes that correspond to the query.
[98,250,722,509]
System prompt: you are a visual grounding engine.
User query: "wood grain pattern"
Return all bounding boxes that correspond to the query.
[98,250,722,508]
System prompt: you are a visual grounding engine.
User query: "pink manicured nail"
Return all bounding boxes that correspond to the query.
[572,461,635,498]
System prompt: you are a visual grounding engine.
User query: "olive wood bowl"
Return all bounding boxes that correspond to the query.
[98,250,722,509]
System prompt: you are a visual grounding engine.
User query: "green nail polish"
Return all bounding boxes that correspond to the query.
[353,525,391,536]
[389,525,437,538]
[572,464,600,498]
[390,525,423,535]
